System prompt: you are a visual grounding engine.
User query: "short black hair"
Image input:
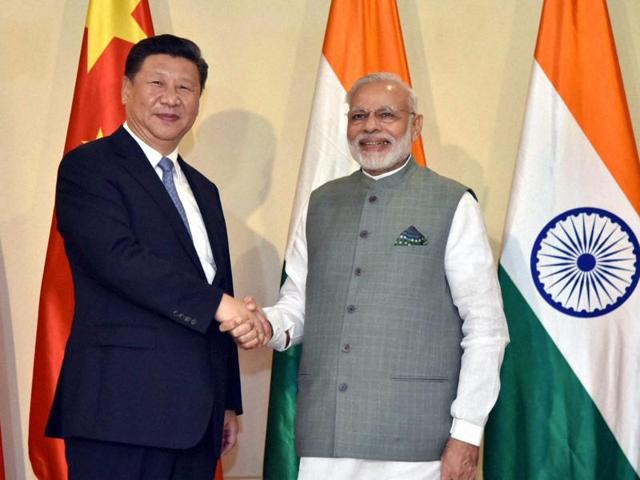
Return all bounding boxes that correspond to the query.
[125,34,208,89]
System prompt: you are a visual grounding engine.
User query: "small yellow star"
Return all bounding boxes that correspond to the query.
[80,128,104,144]
[85,0,147,71]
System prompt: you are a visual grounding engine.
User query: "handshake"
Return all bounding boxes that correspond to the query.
[214,293,271,350]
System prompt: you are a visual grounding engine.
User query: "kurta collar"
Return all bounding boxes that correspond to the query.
[357,155,418,189]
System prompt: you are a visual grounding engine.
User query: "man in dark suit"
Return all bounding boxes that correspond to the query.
[46,34,263,479]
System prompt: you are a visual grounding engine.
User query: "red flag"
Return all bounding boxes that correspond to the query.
[28,2,154,478]
[0,427,5,480]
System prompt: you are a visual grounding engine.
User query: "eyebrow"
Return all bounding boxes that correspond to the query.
[349,104,397,110]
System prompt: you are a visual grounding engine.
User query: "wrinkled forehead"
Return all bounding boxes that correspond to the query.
[348,81,410,110]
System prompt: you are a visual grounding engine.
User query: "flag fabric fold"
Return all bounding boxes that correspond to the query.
[29,2,155,478]
[263,1,424,478]
[0,427,5,480]
[484,1,640,479]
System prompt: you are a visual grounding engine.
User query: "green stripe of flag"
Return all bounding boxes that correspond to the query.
[483,267,638,480]
[263,345,302,480]
[263,264,302,480]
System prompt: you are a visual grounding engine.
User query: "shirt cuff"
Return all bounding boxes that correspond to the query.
[450,418,484,446]
[265,322,288,351]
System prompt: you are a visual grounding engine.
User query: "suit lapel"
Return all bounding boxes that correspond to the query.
[108,127,204,277]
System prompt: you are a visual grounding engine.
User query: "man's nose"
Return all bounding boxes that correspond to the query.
[160,87,181,106]
[363,112,380,131]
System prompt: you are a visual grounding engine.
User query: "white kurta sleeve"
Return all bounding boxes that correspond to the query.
[264,203,309,351]
[445,192,510,446]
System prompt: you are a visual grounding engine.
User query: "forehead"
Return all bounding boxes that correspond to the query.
[349,81,409,109]
[137,54,199,80]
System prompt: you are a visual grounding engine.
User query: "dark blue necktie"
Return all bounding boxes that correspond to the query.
[158,157,191,235]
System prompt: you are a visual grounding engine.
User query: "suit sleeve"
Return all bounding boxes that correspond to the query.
[56,148,224,335]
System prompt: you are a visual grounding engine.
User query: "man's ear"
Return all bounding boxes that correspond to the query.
[121,76,131,105]
[411,113,424,142]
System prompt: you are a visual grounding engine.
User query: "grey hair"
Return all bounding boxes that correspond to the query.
[345,72,418,112]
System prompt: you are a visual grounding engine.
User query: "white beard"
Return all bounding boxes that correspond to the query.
[348,126,413,172]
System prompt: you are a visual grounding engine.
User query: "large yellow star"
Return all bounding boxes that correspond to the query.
[85,0,147,71]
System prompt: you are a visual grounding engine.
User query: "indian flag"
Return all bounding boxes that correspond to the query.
[483,1,640,479]
[262,1,425,478]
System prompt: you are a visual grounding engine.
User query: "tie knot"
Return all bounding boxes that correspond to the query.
[158,157,174,174]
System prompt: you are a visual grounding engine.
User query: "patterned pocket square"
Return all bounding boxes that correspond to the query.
[394,225,428,246]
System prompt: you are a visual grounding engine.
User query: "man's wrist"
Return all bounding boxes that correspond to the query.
[265,323,286,350]
[449,418,484,446]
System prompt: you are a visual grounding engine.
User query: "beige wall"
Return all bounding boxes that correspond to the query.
[2,1,640,478]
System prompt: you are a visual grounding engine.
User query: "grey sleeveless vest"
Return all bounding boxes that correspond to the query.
[296,159,470,461]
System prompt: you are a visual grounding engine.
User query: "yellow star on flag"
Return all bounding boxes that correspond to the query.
[81,128,104,144]
[85,0,148,71]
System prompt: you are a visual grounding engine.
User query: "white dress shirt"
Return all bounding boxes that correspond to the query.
[124,123,216,284]
[264,161,509,480]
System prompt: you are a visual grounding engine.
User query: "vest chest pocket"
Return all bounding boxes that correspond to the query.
[385,245,442,283]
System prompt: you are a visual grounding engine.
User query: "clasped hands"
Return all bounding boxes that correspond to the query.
[215,294,271,349]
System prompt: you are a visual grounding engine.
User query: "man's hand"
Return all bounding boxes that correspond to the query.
[440,438,479,480]
[221,410,239,455]
[216,294,265,348]
[243,296,273,346]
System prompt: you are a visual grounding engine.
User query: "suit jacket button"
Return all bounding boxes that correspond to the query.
[338,383,348,392]
[359,230,369,239]
[368,195,378,203]
[341,343,351,353]
[346,305,356,314]
[354,267,362,276]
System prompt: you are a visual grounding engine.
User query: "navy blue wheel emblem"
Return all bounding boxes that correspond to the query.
[530,207,639,317]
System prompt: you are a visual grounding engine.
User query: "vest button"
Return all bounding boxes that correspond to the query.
[359,230,369,238]
[341,343,351,353]
[369,195,378,203]
[346,305,356,313]
[354,267,362,276]
[338,383,348,392]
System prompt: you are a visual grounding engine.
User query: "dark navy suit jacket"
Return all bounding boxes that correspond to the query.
[46,126,242,457]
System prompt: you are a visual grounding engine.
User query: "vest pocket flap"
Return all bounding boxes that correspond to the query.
[91,325,157,349]
[390,374,448,383]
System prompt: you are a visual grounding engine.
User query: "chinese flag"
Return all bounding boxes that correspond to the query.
[30,3,226,476]
[262,1,424,478]
[0,427,5,480]
[28,1,154,478]
[30,2,225,479]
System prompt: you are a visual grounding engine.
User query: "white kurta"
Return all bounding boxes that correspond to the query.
[265,164,509,479]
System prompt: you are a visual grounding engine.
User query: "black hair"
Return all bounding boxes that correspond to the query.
[125,34,208,89]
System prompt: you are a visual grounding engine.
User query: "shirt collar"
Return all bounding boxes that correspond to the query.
[123,122,181,175]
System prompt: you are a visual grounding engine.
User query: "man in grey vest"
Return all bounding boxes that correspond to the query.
[221,73,509,480]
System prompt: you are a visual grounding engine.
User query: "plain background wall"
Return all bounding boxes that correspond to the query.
[1,1,640,478]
